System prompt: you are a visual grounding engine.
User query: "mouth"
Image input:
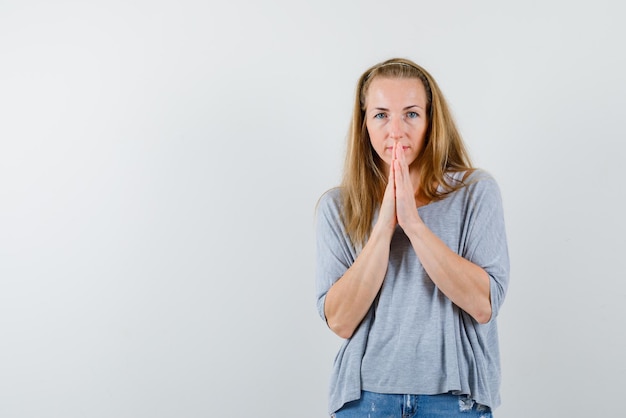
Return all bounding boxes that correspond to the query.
[385,146,410,151]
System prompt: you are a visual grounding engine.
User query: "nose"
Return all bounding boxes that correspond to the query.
[388,116,403,140]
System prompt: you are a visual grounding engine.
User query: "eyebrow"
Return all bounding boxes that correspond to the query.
[371,105,424,112]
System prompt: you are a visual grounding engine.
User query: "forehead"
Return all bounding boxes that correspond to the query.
[365,77,427,108]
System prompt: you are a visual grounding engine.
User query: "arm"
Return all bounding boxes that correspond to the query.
[318,169,397,339]
[393,147,492,324]
[405,223,492,323]
[323,222,393,339]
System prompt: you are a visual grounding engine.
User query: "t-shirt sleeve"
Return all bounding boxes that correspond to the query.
[461,172,510,321]
[314,189,357,324]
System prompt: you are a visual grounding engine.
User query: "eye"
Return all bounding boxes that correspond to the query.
[406,111,419,119]
[373,112,387,120]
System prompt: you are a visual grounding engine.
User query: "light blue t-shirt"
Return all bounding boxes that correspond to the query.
[315,170,510,415]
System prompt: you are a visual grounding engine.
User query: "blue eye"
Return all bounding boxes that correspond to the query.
[374,113,386,119]
[406,111,419,119]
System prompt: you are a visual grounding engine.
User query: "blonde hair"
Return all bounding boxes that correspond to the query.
[340,57,474,248]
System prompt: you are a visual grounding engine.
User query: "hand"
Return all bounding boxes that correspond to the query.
[375,153,398,235]
[393,143,422,232]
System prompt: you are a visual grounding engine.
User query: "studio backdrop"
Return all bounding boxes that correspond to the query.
[1,1,624,417]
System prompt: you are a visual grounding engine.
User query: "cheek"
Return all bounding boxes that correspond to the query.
[366,126,379,147]
[367,134,385,158]
[365,122,374,140]
[370,135,385,153]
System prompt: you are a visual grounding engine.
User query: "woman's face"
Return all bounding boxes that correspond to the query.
[365,77,429,172]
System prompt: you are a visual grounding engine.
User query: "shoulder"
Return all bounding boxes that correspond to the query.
[469,168,501,190]
[441,168,498,191]
[443,169,503,206]
[454,168,501,193]
[315,188,352,243]
[316,187,342,211]
[315,187,344,221]
[461,169,505,211]
[448,167,494,183]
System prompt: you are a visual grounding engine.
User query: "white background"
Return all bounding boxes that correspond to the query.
[1,1,624,417]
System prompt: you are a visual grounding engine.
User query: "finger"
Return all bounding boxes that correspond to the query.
[394,151,405,184]
[397,146,411,187]
[378,158,397,225]
[398,144,409,171]
[393,159,398,184]
[394,159,404,197]
[395,156,412,207]
[383,158,395,199]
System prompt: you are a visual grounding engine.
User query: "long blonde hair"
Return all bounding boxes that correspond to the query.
[340,57,473,248]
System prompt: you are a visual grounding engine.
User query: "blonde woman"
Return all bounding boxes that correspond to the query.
[315,58,510,417]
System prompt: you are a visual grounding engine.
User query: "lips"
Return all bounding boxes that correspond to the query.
[385,146,410,151]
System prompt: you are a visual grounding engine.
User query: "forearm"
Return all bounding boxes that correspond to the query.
[324,225,392,339]
[406,222,492,324]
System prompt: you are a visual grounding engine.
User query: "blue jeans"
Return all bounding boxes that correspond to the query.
[333,391,492,418]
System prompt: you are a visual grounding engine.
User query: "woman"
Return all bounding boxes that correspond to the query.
[315,58,510,417]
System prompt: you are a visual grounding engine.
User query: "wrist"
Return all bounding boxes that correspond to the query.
[371,220,395,242]
[402,219,426,241]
